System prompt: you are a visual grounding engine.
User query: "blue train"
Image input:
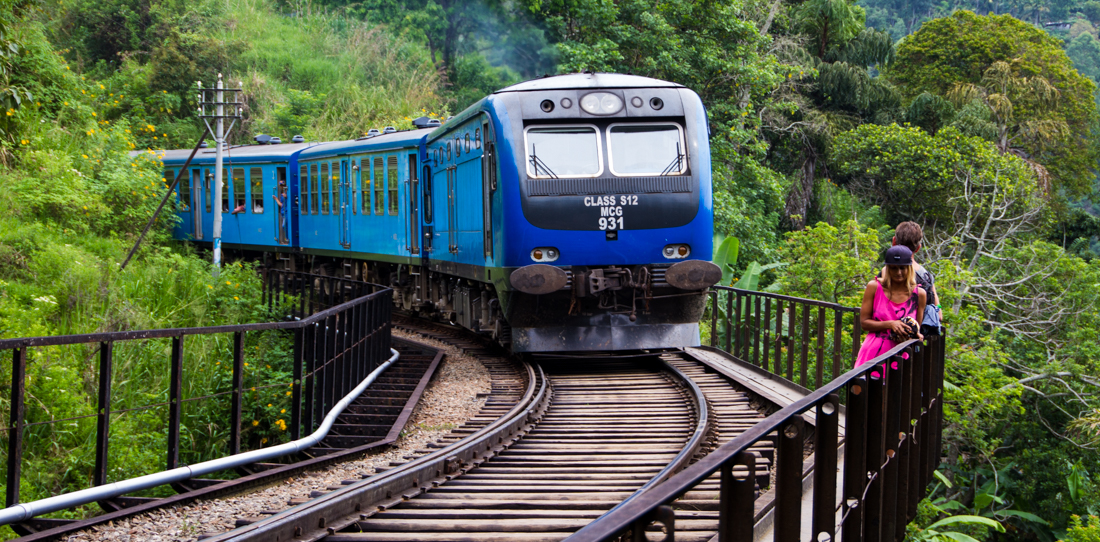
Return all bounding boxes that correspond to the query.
[160,73,721,352]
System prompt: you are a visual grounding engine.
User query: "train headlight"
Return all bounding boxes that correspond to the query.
[580,92,624,115]
[663,244,691,259]
[531,247,559,262]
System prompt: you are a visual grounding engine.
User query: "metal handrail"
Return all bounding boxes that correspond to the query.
[0,348,400,525]
[566,336,944,541]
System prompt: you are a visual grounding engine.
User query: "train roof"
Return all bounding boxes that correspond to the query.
[495,73,684,93]
[154,142,320,166]
[298,129,426,160]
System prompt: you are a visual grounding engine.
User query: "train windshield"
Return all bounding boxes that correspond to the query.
[607,123,686,176]
[524,125,602,178]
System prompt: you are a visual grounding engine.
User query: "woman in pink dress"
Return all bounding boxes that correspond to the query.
[856,245,927,366]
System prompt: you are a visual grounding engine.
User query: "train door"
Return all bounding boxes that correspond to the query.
[481,121,495,259]
[274,166,289,245]
[421,162,433,263]
[447,164,457,253]
[339,159,351,249]
[406,153,419,255]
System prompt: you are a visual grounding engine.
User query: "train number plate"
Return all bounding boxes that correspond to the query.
[584,195,638,231]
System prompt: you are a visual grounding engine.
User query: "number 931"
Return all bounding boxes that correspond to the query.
[599,217,625,230]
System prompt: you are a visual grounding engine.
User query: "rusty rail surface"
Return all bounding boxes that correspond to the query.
[568,335,945,542]
[0,271,392,534]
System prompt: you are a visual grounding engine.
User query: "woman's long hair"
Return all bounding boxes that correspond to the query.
[880,264,916,292]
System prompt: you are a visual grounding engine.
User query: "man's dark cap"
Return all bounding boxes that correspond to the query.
[884,245,913,265]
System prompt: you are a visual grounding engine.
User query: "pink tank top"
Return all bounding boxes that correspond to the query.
[856,279,919,366]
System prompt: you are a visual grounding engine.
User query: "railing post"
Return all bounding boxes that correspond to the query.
[291,327,304,440]
[167,336,184,470]
[787,302,796,380]
[813,393,840,541]
[724,290,733,354]
[864,361,887,542]
[709,290,718,347]
[94,341,113,487]
[733,291,742,358]
[752,295,761,366]
[880,353,905,540]
[842,376,868,542]
[800,304,810,387]
[851,311,862,366]
[775,417,804,541]
[230,331,244,455]
[718,452,755,542]
[304,323,317,433]
[833,310,843,382]
[6,346,26,507]
[907,343,926,521]
[762,297,771,372]
[816,306,826,388]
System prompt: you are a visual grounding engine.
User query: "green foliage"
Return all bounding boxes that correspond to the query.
[887,11,1100,197]
[1066,516,1100,541]
[832,124,1042,229]
[775,219,883,305]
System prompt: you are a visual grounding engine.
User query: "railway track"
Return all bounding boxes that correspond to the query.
[198,319,782,542]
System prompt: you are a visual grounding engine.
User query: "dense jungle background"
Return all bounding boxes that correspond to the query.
[0,0,1099,538]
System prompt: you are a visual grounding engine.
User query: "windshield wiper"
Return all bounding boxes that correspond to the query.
[660,141,685,176]
[530,145,559,179]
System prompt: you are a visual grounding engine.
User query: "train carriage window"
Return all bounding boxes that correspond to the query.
[251,168,264,213]
[524,125,603,178]
[475,128,481,149]
[332,163,341,213]
[373,157,384,215]
[320,162,331,214]
[360,159,370,215]
[204,170,212,213]
[387,156,399,216]
[167,169,188,211]
[606,123,687,176]
[465,134,471,153]
[310,164,319,215]
[232,168,246,213]
[350,160,358,215]
[300,164,309,215]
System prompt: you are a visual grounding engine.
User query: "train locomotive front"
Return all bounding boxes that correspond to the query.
[481,73,720,351]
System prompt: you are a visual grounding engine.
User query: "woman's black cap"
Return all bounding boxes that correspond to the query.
[885,245,913,265]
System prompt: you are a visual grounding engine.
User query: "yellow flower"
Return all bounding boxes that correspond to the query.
[92,112,96,116]
[261,438,268,444]
[267,404,272,407]
[99,84,104,90]
[286,391,292,396]
[82,206,87,210]
[63,101,68,106]
[234,296,239,300]
[280,409,286,414]
[244,362,249,367]
[207,285,213,289]
[81,154,88,159]
[252,420,259,426]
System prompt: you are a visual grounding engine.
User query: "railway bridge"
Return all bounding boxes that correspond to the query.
[0,270,943,541]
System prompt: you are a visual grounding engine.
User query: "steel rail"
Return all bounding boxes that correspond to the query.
[204,359,551,542]
[585,356,711,525]
[0,348,400,526]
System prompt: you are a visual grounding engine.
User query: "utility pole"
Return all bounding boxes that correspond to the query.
[198,74,242,272]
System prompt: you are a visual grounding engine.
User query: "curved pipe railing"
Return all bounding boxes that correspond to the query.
[0,348,399,525]
[566,335,946,542]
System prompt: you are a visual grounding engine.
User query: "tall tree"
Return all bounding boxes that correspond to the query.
[888,10,1100,197]
[764,0,897,229]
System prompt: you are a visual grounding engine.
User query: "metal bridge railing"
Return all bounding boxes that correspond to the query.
[0,271,391,514]
[706,286,862,391]
[569,287,946,542]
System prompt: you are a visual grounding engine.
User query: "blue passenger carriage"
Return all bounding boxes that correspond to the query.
[160,139,317,251]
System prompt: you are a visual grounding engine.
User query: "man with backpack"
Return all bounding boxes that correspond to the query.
[893,221,943,337]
